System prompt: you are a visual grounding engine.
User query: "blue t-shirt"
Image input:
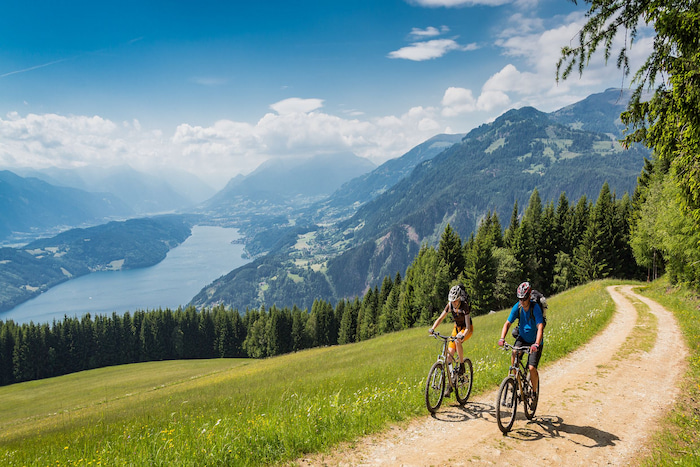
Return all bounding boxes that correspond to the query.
[507,301,544,344]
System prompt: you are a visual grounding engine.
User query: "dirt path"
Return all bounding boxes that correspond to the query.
[296,286,688,466]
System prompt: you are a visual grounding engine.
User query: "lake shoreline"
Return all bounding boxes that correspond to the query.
[1,226,251,325]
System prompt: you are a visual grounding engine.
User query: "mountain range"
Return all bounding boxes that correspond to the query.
[0,88,651,317]
[191,88,651,311]
[0,170,132,244]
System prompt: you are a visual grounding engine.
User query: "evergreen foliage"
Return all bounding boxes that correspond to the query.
[0,180,648,386]
[558,0,700,287]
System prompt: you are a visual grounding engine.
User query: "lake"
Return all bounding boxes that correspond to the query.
[1,226,250,325]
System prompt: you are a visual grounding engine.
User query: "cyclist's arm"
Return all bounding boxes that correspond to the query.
[533,303,544,347]
[499,303,519,341]
[430,309,448,331]
[499,320,511,341]
[534,322,544,347]
[430,303,450,331]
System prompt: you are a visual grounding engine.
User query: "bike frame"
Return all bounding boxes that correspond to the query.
[504,342,531,402]
[433,332,460,389]
[495,341,538,433]
[425,331,473,414]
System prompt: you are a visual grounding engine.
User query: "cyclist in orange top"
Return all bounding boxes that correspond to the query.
[429,285,473,389]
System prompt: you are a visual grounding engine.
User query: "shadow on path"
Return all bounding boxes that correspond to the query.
[507,414,621,448]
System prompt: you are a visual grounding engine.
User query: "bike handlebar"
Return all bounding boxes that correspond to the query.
[429,331,460,341]
[502,342,531,354]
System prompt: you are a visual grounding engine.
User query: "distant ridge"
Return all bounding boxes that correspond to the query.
[0,170,131,243]
[201,152,376,214]
[192,88,651,311]
[311,133,465,223]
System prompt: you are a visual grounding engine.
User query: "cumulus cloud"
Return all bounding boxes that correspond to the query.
[0,99,451,189]
[388,39,477,61]
[441,86,511,116]
[436,11,656,118]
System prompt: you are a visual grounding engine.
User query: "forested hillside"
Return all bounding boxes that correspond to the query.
[1,180,638,386]
[193,91,650,312]
[0,215,194,313]
[309,133,465,223]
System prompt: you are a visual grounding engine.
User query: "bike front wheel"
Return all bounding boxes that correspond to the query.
[523,373,539,420]
[425,361,445,414]
[496,376,518,433]
[455,359,473,405]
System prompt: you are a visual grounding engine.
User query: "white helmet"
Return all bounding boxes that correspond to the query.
[448,285,465,302]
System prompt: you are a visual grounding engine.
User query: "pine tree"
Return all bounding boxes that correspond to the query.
[538,201,557,295]
[338,298,359,344]
[378,281,402,334]
[358,287,379,341]
[503,201,520,249]
[438,223,465,280]
[492,247,521,310]
[403,245,451,325]
[554,192,572,256]
[465,224,497,314]
[574,183,615,282]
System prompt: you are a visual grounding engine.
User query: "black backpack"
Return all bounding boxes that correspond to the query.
[530,289,548,328]
[511,289,548,338]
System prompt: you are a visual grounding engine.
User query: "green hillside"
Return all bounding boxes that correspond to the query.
[1,281,618,466]
[192,91,651,313]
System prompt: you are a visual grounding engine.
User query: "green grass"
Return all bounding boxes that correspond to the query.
[635,277,700,466]
[0,280,616,466]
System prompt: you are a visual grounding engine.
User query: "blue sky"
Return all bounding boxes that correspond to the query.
[0,0,653,188]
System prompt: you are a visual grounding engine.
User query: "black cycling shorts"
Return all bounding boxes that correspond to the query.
[514,336,543,368]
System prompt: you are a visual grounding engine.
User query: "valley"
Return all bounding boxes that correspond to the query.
[0,89,649,320]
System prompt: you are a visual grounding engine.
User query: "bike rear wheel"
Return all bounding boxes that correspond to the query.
[425,361,445,414]
[496,376,518,433]
[455,358,473,405]
[523,373,539,420]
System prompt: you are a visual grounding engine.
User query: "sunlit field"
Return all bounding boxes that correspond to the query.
[1,280,617,466]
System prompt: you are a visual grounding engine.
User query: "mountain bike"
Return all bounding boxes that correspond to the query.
[425,331,473,414]
[495,342,539,433]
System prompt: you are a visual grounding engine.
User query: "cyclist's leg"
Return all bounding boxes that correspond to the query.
[447,338,456,363]
[527,343,543,395]
[452,326,466,374]
[453,326,465,363]
[513,335,528,376]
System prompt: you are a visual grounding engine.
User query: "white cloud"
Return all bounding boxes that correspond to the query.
[388,39,475,61]
[0,100,452,189]
[441,87,477,116]
[409,26,450,38]
[441,86,511,116]
[269,97,324,115]
[449,11,658,114]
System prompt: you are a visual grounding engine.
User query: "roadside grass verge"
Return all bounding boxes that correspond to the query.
[0,280,615,466]
[636,277,700,466]
[617,288,658,358]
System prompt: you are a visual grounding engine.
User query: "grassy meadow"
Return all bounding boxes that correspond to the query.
[636,278,700,466]
[1,280,618,466]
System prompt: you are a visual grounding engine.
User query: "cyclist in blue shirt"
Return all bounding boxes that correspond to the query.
[497,281,544,398]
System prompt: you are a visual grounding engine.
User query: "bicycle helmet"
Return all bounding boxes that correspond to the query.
[448,285,466,302]
[516,281,531,299]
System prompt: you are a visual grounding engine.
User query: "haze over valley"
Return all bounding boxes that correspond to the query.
[0,88,649,320]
